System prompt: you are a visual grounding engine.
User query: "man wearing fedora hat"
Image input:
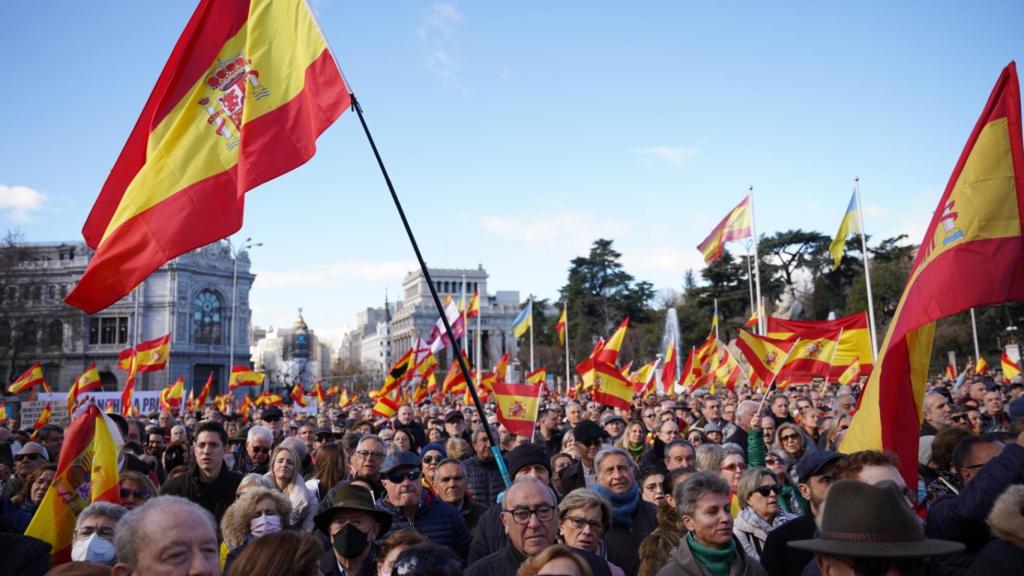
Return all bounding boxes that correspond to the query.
[789,480,963,576]
[314,482,392,576]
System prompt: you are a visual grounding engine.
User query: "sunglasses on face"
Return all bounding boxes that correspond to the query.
[120,488,151,499]
[721,462,747,472]
[422,455,443,464]
[384,468,422,483]
[15,453,42,462]
[765,458,782,466]
[250,446,270,454]
[752,484,780,497]
[779,434,800,442]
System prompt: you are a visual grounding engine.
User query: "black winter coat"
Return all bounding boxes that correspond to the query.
[605,499,659,576]
[466,542,613,576]
[159,462,242,523]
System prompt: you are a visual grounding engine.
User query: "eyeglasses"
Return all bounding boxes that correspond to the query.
[355,450,385,460]
[15,453,42,462]
[720,462,747,472]
[764,457,781,466]
[250,446,270,454]
[578,439,602,447]
[76,526,115,540]
[263,416,282,423]
[779,433,801,442]
[384,468,422,483]
[120,488,151,500]
[564,515,604,534]
[503,505,556,525]
[752,484,780,497]
[422,455,443,464]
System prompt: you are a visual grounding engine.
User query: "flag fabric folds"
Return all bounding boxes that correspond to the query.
[121,351,139,417]
[228,365,265,390]
[766,313,873,377]
[837,357,862,386]
[195,372,214,408]
[512,301,533,338]
[828,191,863,270]
[975,356,990,374]
[596,317,629,365]
[526,367,547,385]
[466,290,480,319]
[290,382,307,408]
[26,406,122,564]
[945,362,957,380]
[117,334,171,372]
[556,304,568,347]
[661,338,677,395]
[8,363,47,394]
[159,377,186,411]
[841,62,1024,487]
[65,0,350,313]
[492,380,544,436]
[592,362,633,410]
[1001,351,1020,379]
[32,403,52,431]
[697,195,753,264]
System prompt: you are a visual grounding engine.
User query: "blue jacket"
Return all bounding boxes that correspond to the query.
[380,491,470,563]
[926,443,1024,576]
[463,456,505,507]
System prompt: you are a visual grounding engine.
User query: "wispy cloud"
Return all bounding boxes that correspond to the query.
[255,259,416,289]
[476,212,632,248]
[0,185,46,222]
[631,145,699,167]
[418,2,462,82]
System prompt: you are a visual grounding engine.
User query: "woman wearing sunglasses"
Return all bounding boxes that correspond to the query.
[732,467,798,562]
[419,443,447,491]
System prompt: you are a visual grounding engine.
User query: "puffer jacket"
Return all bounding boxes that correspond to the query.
[380,490,470,562]
[655,535,768,576]
[967,484,1024,576]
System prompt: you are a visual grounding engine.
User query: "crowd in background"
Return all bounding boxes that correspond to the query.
[0,370,1022,576]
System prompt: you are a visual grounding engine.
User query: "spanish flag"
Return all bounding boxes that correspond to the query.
[837,357,862,386]
[290,381,308,408]
[214,393,234,413]
[372,390,400,418]
[526,367,547,385]
[767,313,873,378]
[493,380,544,436]
[575,338,605,390]
[975,356,990,374]
[312,380,326,405]
[660,338,677,395]
[117,334,171,373]
[26,406,121,564]
[8,363,46,394]
[555,303,568,347]
[1002,351,1020,379]
[0,404,7,422]
[442,357,469,395]
[735,330,798,386]
[697,195,753,264]
[228,365,264,390]
[254,391,284,407]
[629,361,657,396]
[32,403,52,432]
[75,363,102,396]
[65,0,349,314]
[596,317,629,365]
[841,63,1024,486]
[466,290,480,319]
[159,377,186,411]
[945,362,957,380]
[338,389,352,408]
[828,191,864,270]
[195,372,214,408]
[121,351,139,417]
[592,361,633,410]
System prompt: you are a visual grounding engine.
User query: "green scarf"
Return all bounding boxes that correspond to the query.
[686,532,735,576]
[626,443,645,459]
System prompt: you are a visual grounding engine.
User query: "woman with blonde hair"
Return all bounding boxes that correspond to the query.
[517,544,594,576]
[221,486,293,572]
[615,421,647,462]
[263,444,318,531]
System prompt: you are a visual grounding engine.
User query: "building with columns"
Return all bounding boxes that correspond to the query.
[0,240,254,396]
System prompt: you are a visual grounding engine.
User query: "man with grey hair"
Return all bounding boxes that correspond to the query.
[112,495,219,576]
[593,446,657,576]
[71,501,128,565]
[725,400,760,455]
[463,429,505,507]
[434,457,488,534]
[232,425,273,475]
[2,442,49,498]
[921,391,954,436]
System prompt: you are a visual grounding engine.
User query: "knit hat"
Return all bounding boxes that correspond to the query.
[505,442,552,479]
[420,443,448,458]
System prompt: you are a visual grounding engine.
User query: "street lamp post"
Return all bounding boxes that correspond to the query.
[229,238,261,379]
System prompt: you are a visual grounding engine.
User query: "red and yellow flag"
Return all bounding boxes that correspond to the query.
[26,406,121,564]
[67,363,102,416]
[495,353,511,385]
[596,317,629,365]
[32,403,52,432]
[65,0,350,314]
[442,358,469,395]
[312,380,326,405]
[975,356,990,374]
[0,404,7,422]
[526,367,547,386]
[767,313,873,378]
[592,361,633,410]
[661,338,677,395]
[372,390,400,418]
[1001,351,1020,379]
[575,338,606,390]
[159,377,186,411]
[735,330,798,387]
[338,389,353,408]
[254,391,284,407]
[697,195,753,264]
[493,380,544,436]
[945,362,957,380]
[8,363,46,394]
[556,303,568,347]
[629,361,657,397]
[195,372,214,408]
[214,393,234,413]
[466,290,480,319]
[117,334,171,373]
[841,63,1024,486]
[121,350,139,417]
[380,349,416,397]
[290,381,307,408]
[229,365,265,390]
[837,357,862,386]
[326,385,340,397]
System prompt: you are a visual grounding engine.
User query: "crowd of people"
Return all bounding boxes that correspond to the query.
[0,371,1022,576]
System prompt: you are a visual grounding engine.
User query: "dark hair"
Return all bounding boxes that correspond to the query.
[34,424,62,441]
[638,465,664,486]
[225,530,322,576]
[378,528,426,571]
[666,439,695,453]
[162,440,190,475]
[951,435,1003,472]
[663,466,696,495]
[930,427,971,471]
[195,420,228,446]
[13,464,56,505]
[391,543,463,576]
[313,443,347,489]
[833,450,900,481]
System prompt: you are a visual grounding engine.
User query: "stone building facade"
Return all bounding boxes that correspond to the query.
[250,312,332,391]
[0,240,254,396]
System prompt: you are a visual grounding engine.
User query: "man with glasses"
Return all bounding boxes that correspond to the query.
[560,421,609,491]
[379,451,470,562]
[70,501,127,565]
[641,407,658,432]
[260,405,285,443]
[348,435,387,500]
[233,425,273,475]
[3,442,48,499]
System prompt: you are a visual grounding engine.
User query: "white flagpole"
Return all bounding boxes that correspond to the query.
[475,293,482,389]
[854,177,879,361]
[970,308,981,363]
[529,298,535,373]
[563,300,571,396]
[745,244,756,331]
[749,186,766,336]
[461,275,468,358]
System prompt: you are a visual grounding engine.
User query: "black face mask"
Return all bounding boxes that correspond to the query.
[332,524,370,559]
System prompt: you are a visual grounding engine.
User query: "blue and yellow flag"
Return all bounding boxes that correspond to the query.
[829,191,863,270]
[512,300,533,338]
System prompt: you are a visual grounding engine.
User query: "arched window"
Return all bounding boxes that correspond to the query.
[19,320,37,347]
[47,320,63,348]
[192,289,223,345]
[0,321,9,348]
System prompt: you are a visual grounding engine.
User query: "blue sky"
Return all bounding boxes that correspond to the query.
[2,1,1022,345]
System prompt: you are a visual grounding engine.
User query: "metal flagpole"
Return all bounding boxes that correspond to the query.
[350,94,510,487]
[563,300,571,396]
[745,245,756,331]
[749,186,766,336]
[476,295,482,391]
[970,308,981,363]
[529,298,535,372]
[854,178,879,360]
[461,275,468,360]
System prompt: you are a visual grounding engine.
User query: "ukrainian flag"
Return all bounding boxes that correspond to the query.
[828,191,863,270]
[512,300,533,338]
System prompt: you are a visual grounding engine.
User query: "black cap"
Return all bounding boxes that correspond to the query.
[574,420,610,444]
[261,406,284,421]
[444,410,465,423]
[795,450,845,484]
[505,443,552,478]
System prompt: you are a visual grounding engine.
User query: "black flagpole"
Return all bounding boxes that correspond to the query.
[350,94,511,488]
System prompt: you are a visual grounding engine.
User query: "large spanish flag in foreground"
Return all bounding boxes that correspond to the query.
[26,406,121,564]
[65,0,349,314]
[841,63,1024,486]
[697,195,753,264]
[767,313,873,377]
[492,381,544,436]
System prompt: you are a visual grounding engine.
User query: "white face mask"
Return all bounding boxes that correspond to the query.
[71,533,116,565]
[250,513,282,537]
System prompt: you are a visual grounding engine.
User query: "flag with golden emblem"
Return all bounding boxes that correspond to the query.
[492,380,544,436]
[841,63,1024,486]
[767,313,873,378]
[8,363,47,394]
[65,0,350,314]
[592,361,633,410]
[837,357,862,386]
[117,334,171,373]
[228,365,265,391]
